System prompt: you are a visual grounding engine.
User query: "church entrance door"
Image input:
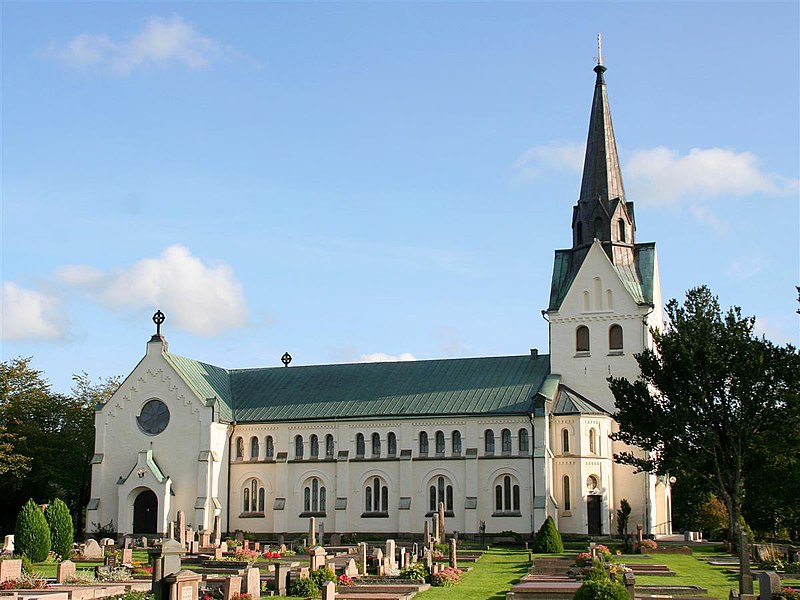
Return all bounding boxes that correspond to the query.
[133,490,158,534]
[587,495,602,535]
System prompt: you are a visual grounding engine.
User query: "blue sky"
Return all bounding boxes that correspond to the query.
[2,2,798,394]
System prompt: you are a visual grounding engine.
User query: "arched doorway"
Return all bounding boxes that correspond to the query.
[587,495,602,535]
[133,489,158,533]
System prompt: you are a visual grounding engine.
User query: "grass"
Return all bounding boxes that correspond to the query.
[415,548,530,600]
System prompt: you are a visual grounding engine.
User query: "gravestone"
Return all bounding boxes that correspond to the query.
[385,539,396,570]
[189,541,199,555]
[739,532,753,595]
[222,575,242,600]
[1,535,14,556]
[235,531,245,543]
[375,548,384,575]
[177,512,186,548]
[623,572,636,600]
[423,547,432,570]
[308,517,317,547]
[243,539,250,551]
[359,542,367,576]
[245,567,261,600]
[321,581,335,600]
[83,538,103,559]
[105,553,118,567]
[57,560,76,584]
[274,562,290,596]
[438,502,446,540]
[213,516,222,546]
[253,542,260,551]
[433,516,440,544]
[330,533,341,546]
[423,521,430,546]
[345,558,358,578]
[318,522,324,547]
[214,547,224,560]
[449,538,457,568]
[164,570,201,600]
[412,542,419,558]
[310,546,327,571]
[399,547,406,569]
[121,548,133,564]
[141,536,149,548]
[758,572,781,600]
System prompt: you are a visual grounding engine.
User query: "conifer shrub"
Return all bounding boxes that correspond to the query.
[532,516,564,553]
[291,576,318,598]
[572,578,629,600]
[45,499,74,560]
[14,499,51,562]
[310,566,336,588]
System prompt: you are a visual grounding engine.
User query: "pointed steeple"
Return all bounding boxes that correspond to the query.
[571,35,635,262]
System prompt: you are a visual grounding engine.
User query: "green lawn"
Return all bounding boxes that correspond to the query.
[414,548,530,600]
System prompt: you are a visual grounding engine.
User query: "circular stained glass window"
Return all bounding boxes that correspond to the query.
[137,399,170,435]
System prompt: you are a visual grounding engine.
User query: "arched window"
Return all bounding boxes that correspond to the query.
[589,428,597,454]
[452,430,462,455]
[618,218,626,242]
[563,476,571,511]
[606,289,614,310]
[364,476,389,513]
[501,429,512,453]
[325,434,334,458]
[371,432,381,457]
[250,436,259,460]
[435,431,445,454]
[428,475,454,513]
[387,432,397,456]
[576,325,590,352]
[594,217,603,240]
[484,429,495,454]
[265,435,274,458]
[419,431,429,455]
[303,477,326,513]
[356,433,365,457]
[583,291,590,312]
[562,428,570,453]
[587,475,599,491]
[494,474,520,513]
[518,429,529,453]
[242,478,264,514]
[235,437,244,459]
[310,434,319,458]
[294,434,304,459]
[609,324,623,351]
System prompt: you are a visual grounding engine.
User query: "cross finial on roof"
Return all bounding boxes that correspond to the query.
[597,33,603,66]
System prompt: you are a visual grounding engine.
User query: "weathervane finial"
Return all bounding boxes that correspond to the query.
[597,32,603,66]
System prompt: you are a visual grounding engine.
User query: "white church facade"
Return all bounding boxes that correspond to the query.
[87,57,672,539]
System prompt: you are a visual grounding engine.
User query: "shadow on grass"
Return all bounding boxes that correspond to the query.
[483,560,530,600]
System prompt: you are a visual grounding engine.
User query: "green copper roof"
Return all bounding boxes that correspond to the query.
[164,354,551,423]
[552,385,609,415]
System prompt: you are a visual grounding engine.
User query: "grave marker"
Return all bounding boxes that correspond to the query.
[177,511,186,548]
[758,571,781,600]
[308,516,317,547]
[56,560,76,584]
[222,575,242,600]
[449,538,457,568]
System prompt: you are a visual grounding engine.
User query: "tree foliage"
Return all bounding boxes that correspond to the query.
[609,286,800,542]
[616,498,631,536]
[532,516,564,553]
[45,498,74,560]
[15,499,51,562]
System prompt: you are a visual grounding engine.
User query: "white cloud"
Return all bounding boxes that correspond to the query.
[754,317,797,346]
[47,15,231,75]
[63,245,247,336]
[512,142,585,181]
[0,282,68,340]
[625,147,799,204]
[689,205,729,235]
[727,256,766,281]
[359,352,417,363]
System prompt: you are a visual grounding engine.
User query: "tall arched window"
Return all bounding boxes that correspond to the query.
[562,428,570,453]
[265,435,274,458]
[310,434,319,458]
[518,429,529,453]
[235,437,244,459]
[563,476,571,511]
[364,476,389,513]
[589,428,597,454]
[355,433,365,456]
[435,431,445,454]
[243,487,249,512]
[494,474,520,513]
[242,478,264,514]
[250,436,259,460]
[294,434,304,459]
[325,434,334,458]
[484,429,495,454]
[371,432,381,457]
[452,430,462,455]
[419,431,429,455]
[387,432,397,456]
[428,475,454,513]
[609,324,623,351]
[594,217,603,240]
[618,218,626,242]
[501,429,512,453]
[576,325,590,352]
[303,477,326,513]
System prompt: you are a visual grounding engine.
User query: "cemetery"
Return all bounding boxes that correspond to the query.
[1,500,799,600]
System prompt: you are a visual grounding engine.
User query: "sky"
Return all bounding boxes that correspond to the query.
[1,2,798,395]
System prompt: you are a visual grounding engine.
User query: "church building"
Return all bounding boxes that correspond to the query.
[87,55,672,539]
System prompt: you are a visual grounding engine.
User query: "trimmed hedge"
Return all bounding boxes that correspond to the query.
[15,499,51,562]
[572,578,629,600]
[45,499,74,560]
[533,516,564,553]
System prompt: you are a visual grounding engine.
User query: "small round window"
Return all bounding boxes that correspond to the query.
[137,399,170,435]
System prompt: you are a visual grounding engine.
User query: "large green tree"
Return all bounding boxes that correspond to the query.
[609,286,800,542]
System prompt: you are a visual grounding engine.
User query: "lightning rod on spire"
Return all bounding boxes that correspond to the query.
[597,33,603,66]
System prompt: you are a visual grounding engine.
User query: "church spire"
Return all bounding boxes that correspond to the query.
[572,35,635,259]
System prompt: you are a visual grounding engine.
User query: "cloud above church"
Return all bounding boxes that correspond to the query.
[0,282,69,340]
[44,15,234,75]
[359,352,417,363]
[57,245,248,336]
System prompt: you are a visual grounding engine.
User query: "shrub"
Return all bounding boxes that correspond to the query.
[777,588,800,600]
[572,578,629,600]
[431,566,462,587]
[616,499,631,536]
[697,497,728,540]
[90,520,116,541]
[0,573,48,590]
[15,499,51,562]
[310,566,336,588]
[584,560,608,582]
[291,576,318,598]
[102,592,154,600]
[595,545,612,561]
[533,516,564,553]
[783,563,800,574]
[19,555,35,575]
[635,539,657,554]
[45,499,74,561]
[399,562,429,583]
